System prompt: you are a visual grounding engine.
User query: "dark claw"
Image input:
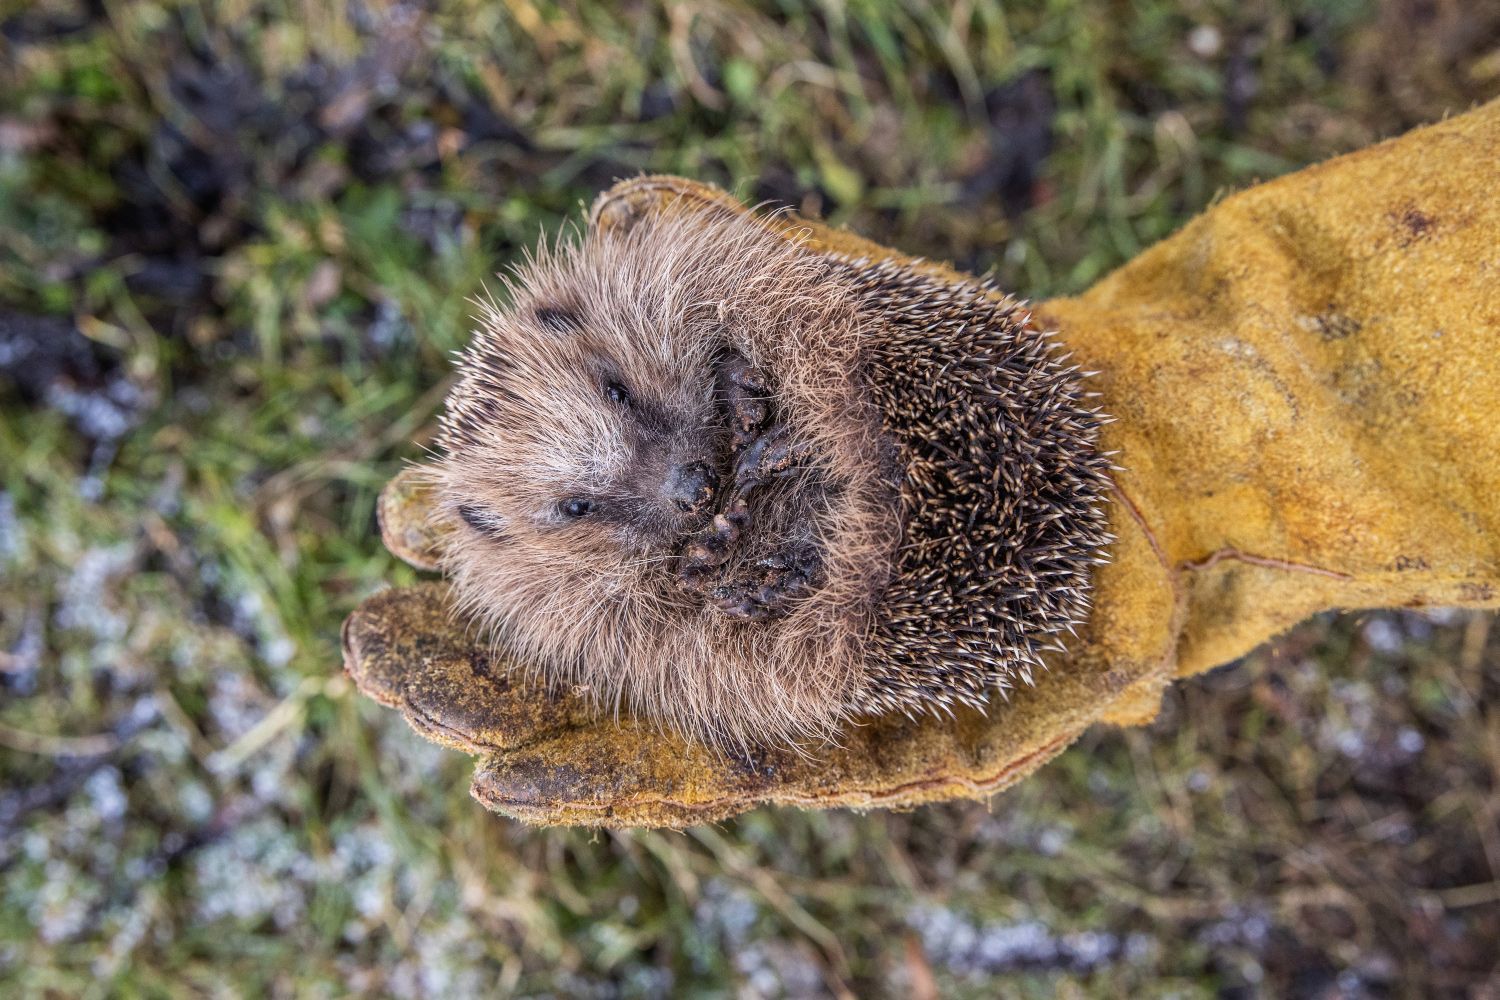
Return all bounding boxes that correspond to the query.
[710,583,773,621]
[681,513,741,567]
[709,543,822,621]
[678,350,818,609]
[719,351,773,449]
[733,423,800,486]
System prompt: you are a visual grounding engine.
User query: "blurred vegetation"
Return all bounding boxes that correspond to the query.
[1,0,1497,996]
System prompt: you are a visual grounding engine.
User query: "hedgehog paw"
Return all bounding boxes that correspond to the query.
[710,545,822,621]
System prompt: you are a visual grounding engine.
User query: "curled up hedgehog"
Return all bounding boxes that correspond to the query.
[426,185,1113,751]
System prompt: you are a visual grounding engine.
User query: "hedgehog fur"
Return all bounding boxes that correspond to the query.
[430,198,1111,750]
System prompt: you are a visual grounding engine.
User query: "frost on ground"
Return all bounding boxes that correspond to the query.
[3,1,1499,994]
[907,904,1153,977]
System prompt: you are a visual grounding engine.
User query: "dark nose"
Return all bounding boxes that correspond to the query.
[665,461,719,515]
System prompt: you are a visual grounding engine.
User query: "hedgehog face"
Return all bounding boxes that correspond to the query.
[435,295,734,653]
[441,301,726,559]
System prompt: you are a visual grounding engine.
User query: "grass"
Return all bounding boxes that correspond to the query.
[1,0,1498,995]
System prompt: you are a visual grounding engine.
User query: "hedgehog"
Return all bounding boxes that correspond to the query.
[430,194,1112,751]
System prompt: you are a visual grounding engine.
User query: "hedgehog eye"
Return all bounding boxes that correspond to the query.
[558,498,597,519]
[604,381,631,407]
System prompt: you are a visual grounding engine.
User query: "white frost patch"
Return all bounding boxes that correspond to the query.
[1360,617,1403,654]
[0,490,23,562]
[908,904,1150,974]
[84,767,128,823]
[53,543,136,642]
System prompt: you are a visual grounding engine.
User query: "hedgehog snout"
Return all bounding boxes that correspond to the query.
[664,461,719,516]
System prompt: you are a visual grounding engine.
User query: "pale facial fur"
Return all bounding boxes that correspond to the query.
[433,206,900,750]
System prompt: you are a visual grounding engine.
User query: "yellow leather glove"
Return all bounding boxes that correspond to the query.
[343,99,1500,827]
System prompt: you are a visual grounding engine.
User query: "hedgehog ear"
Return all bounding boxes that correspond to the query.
[589,176,752,237]
[453,503,508,539]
